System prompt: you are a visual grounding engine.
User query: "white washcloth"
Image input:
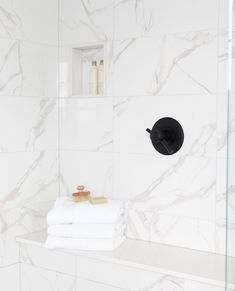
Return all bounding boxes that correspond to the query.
[45,235,125,251]
[47,220,125,239]
[47,197,124,225]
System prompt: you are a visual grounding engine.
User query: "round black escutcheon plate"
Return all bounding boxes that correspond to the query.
[146,117,184,155]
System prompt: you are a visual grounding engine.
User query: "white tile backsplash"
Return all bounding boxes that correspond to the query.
[60,98,113,152]
[0,151,58,266]
[0,97,58,152]
[114,0,219,39]
[60,0,114,46]
[0,0,58,45]
[112,31,218,96]
[0,39,58,98]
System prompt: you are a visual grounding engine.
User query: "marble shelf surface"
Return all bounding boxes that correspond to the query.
[16,230,235,288]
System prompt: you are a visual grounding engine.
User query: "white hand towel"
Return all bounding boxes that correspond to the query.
[47,220,125,239]
[45,235,125,251]
[47,197,124,225]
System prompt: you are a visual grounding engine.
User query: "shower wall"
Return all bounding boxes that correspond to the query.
[0,0,58,289]
[59,0,229,254]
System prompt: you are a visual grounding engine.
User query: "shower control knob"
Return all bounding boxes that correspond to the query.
[146,117,184,155]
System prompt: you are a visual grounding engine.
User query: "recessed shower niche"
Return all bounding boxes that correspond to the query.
[72,44,105,97]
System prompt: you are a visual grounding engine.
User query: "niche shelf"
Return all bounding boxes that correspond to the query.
[72,44,105,97]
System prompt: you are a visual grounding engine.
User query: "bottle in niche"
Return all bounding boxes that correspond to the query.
[98,60,104,95]
[89,60,98,95]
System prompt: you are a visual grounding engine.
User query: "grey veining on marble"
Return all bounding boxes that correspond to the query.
[0,40,23,95]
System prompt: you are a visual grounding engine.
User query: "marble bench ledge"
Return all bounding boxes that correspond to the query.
[16,231,235,289]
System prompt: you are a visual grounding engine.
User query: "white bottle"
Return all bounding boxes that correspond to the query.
[89,61,98,95]
[98,60,104,95]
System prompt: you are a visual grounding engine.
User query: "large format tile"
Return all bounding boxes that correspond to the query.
[60,151,112,197]
[114,0,219,39]
[113,95,216,158]
[0,0,58,45]
[0,264,19,291]
[126,210,216,252]
[0,97,58,152]
[112,31,218,96]
[60,98,112,152]
[0,39,58,97]
[114,153,216,220]
[60,0,114,46]
[0,151,58,266]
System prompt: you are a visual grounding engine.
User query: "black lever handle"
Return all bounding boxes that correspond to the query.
[160,139,174,154]
[146,128,173,154]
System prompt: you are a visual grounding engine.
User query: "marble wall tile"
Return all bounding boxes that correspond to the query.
[126,210,216,252]
[20,264,76,291]
[0,264,19,291]
[60,0,114,46]
[0,97,58,152]
[76,278,125,291]
[218,0,229,30]
[114,0,219,40]
[114,153,216,221]
[60,151,112,197]
[184,280,225,291]
[113,95,216,158]
[0,151,58,266]
[0,0,58,45]
[218,30,229,95]
[0,39,58,97]
[60,98,112,152]
[113,31,218,97]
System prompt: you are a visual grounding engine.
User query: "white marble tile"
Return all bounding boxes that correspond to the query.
[113,32,218,97]
[0,264,19,291]
[77,255,155,290]
[114,0,219,40]
[60,0,114,46]
[60,98,112,152]
[218,0,229,30]
[215,158,227,254]
[0,39,58,97]
[0,97,58,152]
[217,95,228,159]
[60,151,112,197]
[0,0,58,45]
[0,151,58,266]
[185,280,225,291]
[228,94,235,159]
[20,264,76,291]
[20,243,77,276]
[76,278,125,291]
[114,153,216,220]
[126,210,216,252]
[113,95,216,158]
[217,30,229,94]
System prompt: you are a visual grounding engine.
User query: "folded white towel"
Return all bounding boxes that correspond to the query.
[45,235,125,251]
[47,220,125,239]
[47,197,124,225]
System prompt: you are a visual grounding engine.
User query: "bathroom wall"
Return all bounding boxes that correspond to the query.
[59,0,229,255]
[0,0,58,288]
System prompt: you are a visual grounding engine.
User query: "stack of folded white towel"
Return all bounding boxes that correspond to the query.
[45,197,126,251]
